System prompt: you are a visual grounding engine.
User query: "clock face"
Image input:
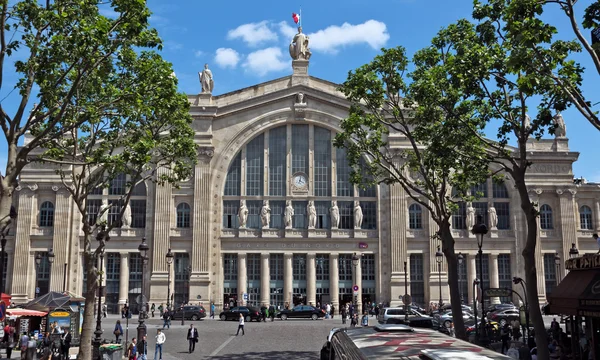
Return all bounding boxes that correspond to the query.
[293,174,307,187]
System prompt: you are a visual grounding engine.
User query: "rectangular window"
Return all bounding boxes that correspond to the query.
[223,254,238,281]
[269,127,287,196]
[494,202,510,230]
[410,254,425,307]
[270,254,284,281]
[246,200,262,229]
[269,201,285,229]
[543,254,557,296]
[338,254,353,281]
[360,201,377,229]
[458,255,468,305]
[109,174,126,195]
[470,182,488,198]
[498,254,512,303]
[339,201,354,229]
[316,254,330,281]
[361,254,375,281]
[475,254,490,291]
[130,200,146,228]
[270,288,284,308]
[315,201,330,229]
[473,202,488,226]
[246,134,264,196]
[222,201,239,229]
[336,148,353,197]
[292,125,309,175]
[358,158,377,197]
[313,127,331,197]
[247,254,261,281]
[35,252,51,297]
[493,182,509,198]
[224,152,241,196]
[105,253,120,313]
[293,254,306,281]
[108,200,123,228]
[86,199,102,226]
[452,202,466,229]
[128,253,142,314]
[292,201,307,229]
[174,253,190,307]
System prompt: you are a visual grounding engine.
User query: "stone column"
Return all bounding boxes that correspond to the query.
[306,253,316,306]
[118,253,129,311]
[595,200,600,231]
[329,253,339,314]
[354,258,363,313]
[12,185,35,302]
[51,188,71,292]
[389,183,408,306]
[260,253,270,306]
[283,253,293,308]
[237,254,247,305]
[489,254,500,304]
[308,125,314,196]
[151,167,172,302]
[558,189,578,279]
[467,254,477,305]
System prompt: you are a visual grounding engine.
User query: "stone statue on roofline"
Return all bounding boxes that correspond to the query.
[199,63,214,93]
[289,26,311,60]
[553,112,566,138]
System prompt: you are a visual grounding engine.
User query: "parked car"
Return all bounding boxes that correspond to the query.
[276,305,325,320]
[486,303,516,318]
[386,316,439,330]
[488,309,520,327]
[171,305,206,321]
[435,311,474,328]
[439,303,473,314]
[378,307,429,324]
[219,306,263,322]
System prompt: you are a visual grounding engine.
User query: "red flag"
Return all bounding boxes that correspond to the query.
[292,12,300,24]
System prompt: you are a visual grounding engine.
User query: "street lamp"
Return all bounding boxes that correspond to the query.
[435,246,443,308]
[93,225,109,360]
[569,243,579,258]
[512,276,531,347]
[457,252,464,304]
[471,215,488,345]
[48,248,55,273]
[554,252,561,286]
[166,248,174,310]
[137,237,149,342]
[352,253,361,313]
[473,278,480,338]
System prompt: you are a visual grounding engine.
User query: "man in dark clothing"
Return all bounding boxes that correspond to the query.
[187,324,198,353]
[268,305,276,322]
[137,335,148,360]
[260,305,267,322]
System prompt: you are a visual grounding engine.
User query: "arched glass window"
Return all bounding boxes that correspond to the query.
[540,204,553,230]
[452,179,511,230]
[39,201,55,227]
[176,203,191,228]
[580,205,593,230]
[409,204,422,229]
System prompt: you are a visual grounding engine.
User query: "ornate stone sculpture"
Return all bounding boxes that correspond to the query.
[488,205,498,230]
[98,201,110,225]
[122,204,132,228]
[330,201,340,229]
[553,112,567,138]
[260,200,271,229]
[307,201,317,229]
[354,201,363,229]
[296,92,306,104]
[238,200,248,228]
[199,63,214,93]
[466,204,476,230]
[284,200,294,229]
[289,26,311,60]
[523,114,531,130]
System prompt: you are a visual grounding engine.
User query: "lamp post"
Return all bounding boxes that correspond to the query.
[93,225,109,360]
[137,237,149,342]
[181,265,192,325]
[569,243,579,258]
[554,252,561,286]
[435,246,443,308]
[166,248,174,310]
[0,235,7,295]
[512,277,531,346]
[457,252,464,304]
[473,278,480,338]
[403,261,409,323]
[471,215,488,345]
[352,252,361,313]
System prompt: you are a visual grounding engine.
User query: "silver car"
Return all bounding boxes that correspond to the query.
[377,307,429,324]
[436,311,474,328]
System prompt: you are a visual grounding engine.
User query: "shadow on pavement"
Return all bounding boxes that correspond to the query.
[210,351,319,359]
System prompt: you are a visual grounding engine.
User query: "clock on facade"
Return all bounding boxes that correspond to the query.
[291,173,308,193]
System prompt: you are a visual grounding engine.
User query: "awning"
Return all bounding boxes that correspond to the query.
[547,269,600,316]
[6,309,48,317]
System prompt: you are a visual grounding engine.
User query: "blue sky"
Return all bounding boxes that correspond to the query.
[1,0,599,181]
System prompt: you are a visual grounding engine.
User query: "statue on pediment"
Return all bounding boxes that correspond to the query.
[199,63,214,93]
[289,26,311,60]
[330,201,340,229]
[307,201,317,229]
[354,201,363,229]
[260,200,271,229]
[488,205,498,230]
[284,200,294,229]
[553,112,566,138]
[239,200,248,228]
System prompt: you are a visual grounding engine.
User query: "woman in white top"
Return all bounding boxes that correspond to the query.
[236,313,245,336]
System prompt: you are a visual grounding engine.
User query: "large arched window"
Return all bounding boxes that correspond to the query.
[408,204,422,229]
[176,203,191,228]
[452,179,511,230]
[222,124,377,230]
[540,204,553,230]
[580,205,593,230]
[86,174,147,228]
[39,201,55,227]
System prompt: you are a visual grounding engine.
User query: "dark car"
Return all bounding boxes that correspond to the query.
[171,305,206,321]
[488,309,520,327]
[219,306,263,322]
[486,303,516,318]
[276,305,325,320]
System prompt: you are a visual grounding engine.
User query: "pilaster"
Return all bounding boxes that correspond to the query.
[308,125,314,196]
[354,257,363,312]
[532,189,546,302]
[51,188,71,292]
[329,253,339,314]
[595,200,600,231]
[489,254,500,304]
[152,168,173,274]
[11,186,35,302]
[389,183,407,306]
[237,254,247,305]
[260,253,270,306]
[283,253,293,308]
[306,253,316,306]
[557,189,578,279]
[119,253,129,310]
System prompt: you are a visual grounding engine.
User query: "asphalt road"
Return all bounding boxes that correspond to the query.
[102,313,337,360]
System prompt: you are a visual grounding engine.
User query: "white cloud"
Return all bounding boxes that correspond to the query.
[242,47,289,77]
[214,48,241,69]
[194,50,204,58]
[227,21,278,47]
[278,21,297,39]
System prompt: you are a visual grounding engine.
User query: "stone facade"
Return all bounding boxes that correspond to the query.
[5,60,600,313]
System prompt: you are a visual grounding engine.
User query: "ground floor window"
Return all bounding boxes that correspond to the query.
[498,254,513,303]
[410,254,425,307]
[223,288,238,309]
[543,253,557,296]
[270,287,284,308]
[293,288,307,306]
[247,287,260,307]
[316,288,330,307]
[105,253,120,314]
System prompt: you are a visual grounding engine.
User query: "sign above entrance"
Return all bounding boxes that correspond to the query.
[484,288,512,298]
[565,254,600,271]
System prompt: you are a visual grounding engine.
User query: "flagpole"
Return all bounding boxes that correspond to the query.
[300,7,302,27]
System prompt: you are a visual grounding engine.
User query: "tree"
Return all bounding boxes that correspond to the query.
[38,48,196,359]
[474,0,599,130]
[0,0,163,232]
[334,46,491,340]
[430,11,583,356]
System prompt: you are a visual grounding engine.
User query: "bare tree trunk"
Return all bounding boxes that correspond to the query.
[440,223,467,340]
[0,142,20,232]
[78,248,99,360]
[515,175,549,359]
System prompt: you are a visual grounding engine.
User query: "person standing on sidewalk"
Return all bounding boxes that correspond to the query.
[114,320,123,343]
[137,335,148,360]
[162,310,170,330]
[187,324,198,353]
[154,329,166,360]
[210,303,215,319]
[236,313,245,336]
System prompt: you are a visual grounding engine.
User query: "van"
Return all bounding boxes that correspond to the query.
[376,307,427,324]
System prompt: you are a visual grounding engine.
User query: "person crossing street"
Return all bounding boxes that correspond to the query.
[187,324,198,353]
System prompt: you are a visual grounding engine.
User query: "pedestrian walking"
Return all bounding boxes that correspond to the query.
[341,306,347,324]
[331,305,335,320]
[102,303,108,318]
[151,303,156,318]
[137,335,148,360]
[162,310,170,330]
[236,313,245,336]
[260,304,267,322]
[187,324,198,353]
[114,320,123,343]
[62,329,72,359]
[361,312,369,327]
[501,323,510,354]
[154,329,166,360]
[20,332,29,360]
[268,304,275,322]
[126,337,137,360]
[210,303,215,319]
[158,303,164,317]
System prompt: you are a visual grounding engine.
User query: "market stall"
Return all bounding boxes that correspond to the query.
[24,291,84,345]
[5,309,47,338]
